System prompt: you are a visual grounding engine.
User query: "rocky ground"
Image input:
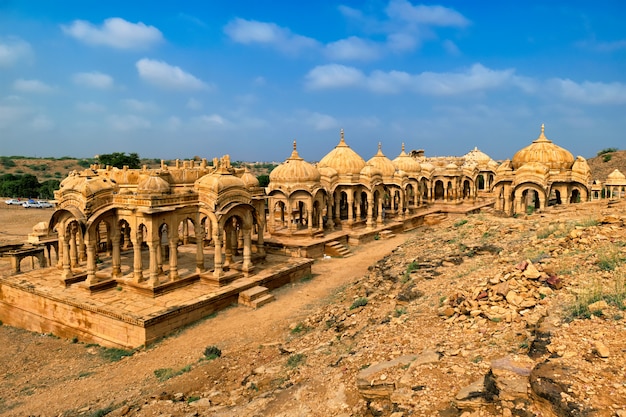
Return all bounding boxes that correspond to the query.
[1,200,625,417]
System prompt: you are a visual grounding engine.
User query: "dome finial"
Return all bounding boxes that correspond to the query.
[401,142,405,153]
[536,123,550,142]
[289,139,302,160]
[340,128,345,143]
[378,142,382,151]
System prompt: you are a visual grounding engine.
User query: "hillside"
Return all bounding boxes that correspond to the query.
[586,149,626,182]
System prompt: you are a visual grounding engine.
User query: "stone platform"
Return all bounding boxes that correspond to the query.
[0,253,313,349]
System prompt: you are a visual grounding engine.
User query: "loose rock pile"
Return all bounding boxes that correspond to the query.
[439,258,561,328]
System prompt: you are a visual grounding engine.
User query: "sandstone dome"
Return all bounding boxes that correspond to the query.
[195,170,246,194]
[270,141,321,184]
[137,172,170,194]
[464,147,493,165]
[240,167,260,188]
[512,125,574,170]
[366,143,396,177]
[392,144,421,174]
[359,163,383,178]
[318,129,366,175]
[59,169,116,196]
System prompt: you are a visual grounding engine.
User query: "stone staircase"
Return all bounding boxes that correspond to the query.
[324,240,353,258]
[310,231,324,240]
[238,286,275,308]
[379,230,396,239]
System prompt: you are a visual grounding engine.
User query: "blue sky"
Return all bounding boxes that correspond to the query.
[0,1,624,162]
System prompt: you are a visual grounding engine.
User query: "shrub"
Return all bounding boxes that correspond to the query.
[454,219,468,227]
[88,406,114,417]
[203,345,222,360]
[350,297,368,310]
[99,347,134,362]
[286,353,306,368]
[394,307,407,317]
[597,147,618,156]
[290,322,307,334]
[603,154,613,163]
[0,156,16,168]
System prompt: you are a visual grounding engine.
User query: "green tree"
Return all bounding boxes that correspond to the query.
[257,174,270,187]
[17,174,41,198]
[0,156,16,168]
[98,152,141,169]
[39,179,61,199]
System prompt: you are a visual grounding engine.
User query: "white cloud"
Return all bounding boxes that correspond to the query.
[305,64,365,89]
[0,37,32,67]
[186,98,203,110]
[72,71,114,89]
[325,37,380,61]
[408,64,515,95]
[108,114,151,131]
[548,78,626,105]
[191,114,233,130]
[386,32,419,52]
[121,98,158,112]
[61,17,163,49]
[224,18,319,54]
[198,114,226,125]
[76,101,107,113]
[13,79,56,94]
[136,58,211,91]
[385,0,470,27]
[334,1,471,60]
[306,63,519,96]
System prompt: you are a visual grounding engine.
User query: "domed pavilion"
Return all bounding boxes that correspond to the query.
[49,155,266,292]
[492,125,590,215]
[267,141,326,235]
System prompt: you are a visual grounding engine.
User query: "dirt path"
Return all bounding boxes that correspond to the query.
[1,223,408,416]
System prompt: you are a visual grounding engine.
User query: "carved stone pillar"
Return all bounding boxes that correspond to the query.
[147,240,159,286]
[377,197,384,227]
[366,194,374,229]
[85,234,97,285]
[132,231,143,283]
[195,223,204,273]
[111,228,121,278]
[60,232,72,279]
[69,226,78,268]
[169,236,179,280]
[242,229,252,272]
[213,227,224,277]
[347,193,354,226]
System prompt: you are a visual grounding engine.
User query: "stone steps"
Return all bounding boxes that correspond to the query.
[379,230,396,239]
[238,285,275,308]
[312,230,325,239]
[324,241,353,258]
